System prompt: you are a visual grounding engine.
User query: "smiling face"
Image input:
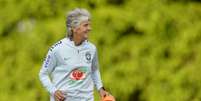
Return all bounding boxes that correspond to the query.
[72,20,91,41]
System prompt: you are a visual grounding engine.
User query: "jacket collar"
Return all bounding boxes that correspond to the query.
[64,37,88,49]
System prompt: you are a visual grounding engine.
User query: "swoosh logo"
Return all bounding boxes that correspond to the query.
[64,57,70,61]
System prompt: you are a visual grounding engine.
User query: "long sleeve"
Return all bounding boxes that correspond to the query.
[91,49,103,91]
[39,49,57,94]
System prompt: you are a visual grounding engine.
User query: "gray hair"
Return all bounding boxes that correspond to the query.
[66,8,91,38]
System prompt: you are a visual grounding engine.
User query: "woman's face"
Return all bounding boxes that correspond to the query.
[73,20,91,41]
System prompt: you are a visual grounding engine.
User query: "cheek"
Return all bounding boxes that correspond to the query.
[79,28,86,33]
[75,28,82,34]
[79,29,85,35]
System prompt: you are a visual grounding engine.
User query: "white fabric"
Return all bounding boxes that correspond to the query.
[39,38,103,101]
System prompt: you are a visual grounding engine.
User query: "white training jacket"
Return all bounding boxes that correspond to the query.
[39,38,103,100]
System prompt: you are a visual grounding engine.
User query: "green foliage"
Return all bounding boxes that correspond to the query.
[0,0,201,101]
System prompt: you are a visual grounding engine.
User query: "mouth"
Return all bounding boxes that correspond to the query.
[84,31,90,34]
[83,32,88,38]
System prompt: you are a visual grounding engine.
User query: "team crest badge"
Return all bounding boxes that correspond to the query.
[85,51,91,63]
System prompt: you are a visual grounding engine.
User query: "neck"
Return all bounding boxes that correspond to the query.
[72,36,83,46]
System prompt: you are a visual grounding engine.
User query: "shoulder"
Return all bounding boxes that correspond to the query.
[86,41,97,51]
[48,38,66,52]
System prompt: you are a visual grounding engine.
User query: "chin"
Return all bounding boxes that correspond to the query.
[81,37,88,41]
[84,37,88,40]
[84,35,88,39]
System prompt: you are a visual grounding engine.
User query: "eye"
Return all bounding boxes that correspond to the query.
[84,23,89,27]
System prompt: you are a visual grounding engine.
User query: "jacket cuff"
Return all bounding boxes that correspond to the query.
[49,86,57,95]
[98,86,105,91]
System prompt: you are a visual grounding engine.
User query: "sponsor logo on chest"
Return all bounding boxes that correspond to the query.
[69,67,87,81]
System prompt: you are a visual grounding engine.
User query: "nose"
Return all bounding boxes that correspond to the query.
[87,26,91,31]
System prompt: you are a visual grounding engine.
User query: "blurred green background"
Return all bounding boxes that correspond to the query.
[1,0,201,101]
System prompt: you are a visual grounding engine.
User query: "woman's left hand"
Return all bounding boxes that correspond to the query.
[99,87,109,98]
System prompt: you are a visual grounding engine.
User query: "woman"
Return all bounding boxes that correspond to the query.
[39,8,109,101]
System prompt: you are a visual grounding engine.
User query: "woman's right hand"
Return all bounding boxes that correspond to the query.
[54,90,65,101]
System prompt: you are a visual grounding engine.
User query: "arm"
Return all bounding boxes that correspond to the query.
[91,50,103,90]
[91,49,109,98]
[39,49,57,95]
[39,49,65,101]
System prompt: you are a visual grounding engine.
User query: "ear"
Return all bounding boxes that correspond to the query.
[72,27,78,34]
[73,26,81,33]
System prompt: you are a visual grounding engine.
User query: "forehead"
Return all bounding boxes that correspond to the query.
[80,20,91,25]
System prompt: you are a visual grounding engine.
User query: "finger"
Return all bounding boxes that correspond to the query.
[57,91,65,100]
[55,92,64,100]
[55,94,62,101]
[103,93,107,97]
[61,98,66,101]
[101,94,106,98]
[104,92,110,98]
[60,97,65,101]
[106,92,110,96]
[55,96,60,101]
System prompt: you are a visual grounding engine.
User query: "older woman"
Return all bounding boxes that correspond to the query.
[39,8,108,101]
